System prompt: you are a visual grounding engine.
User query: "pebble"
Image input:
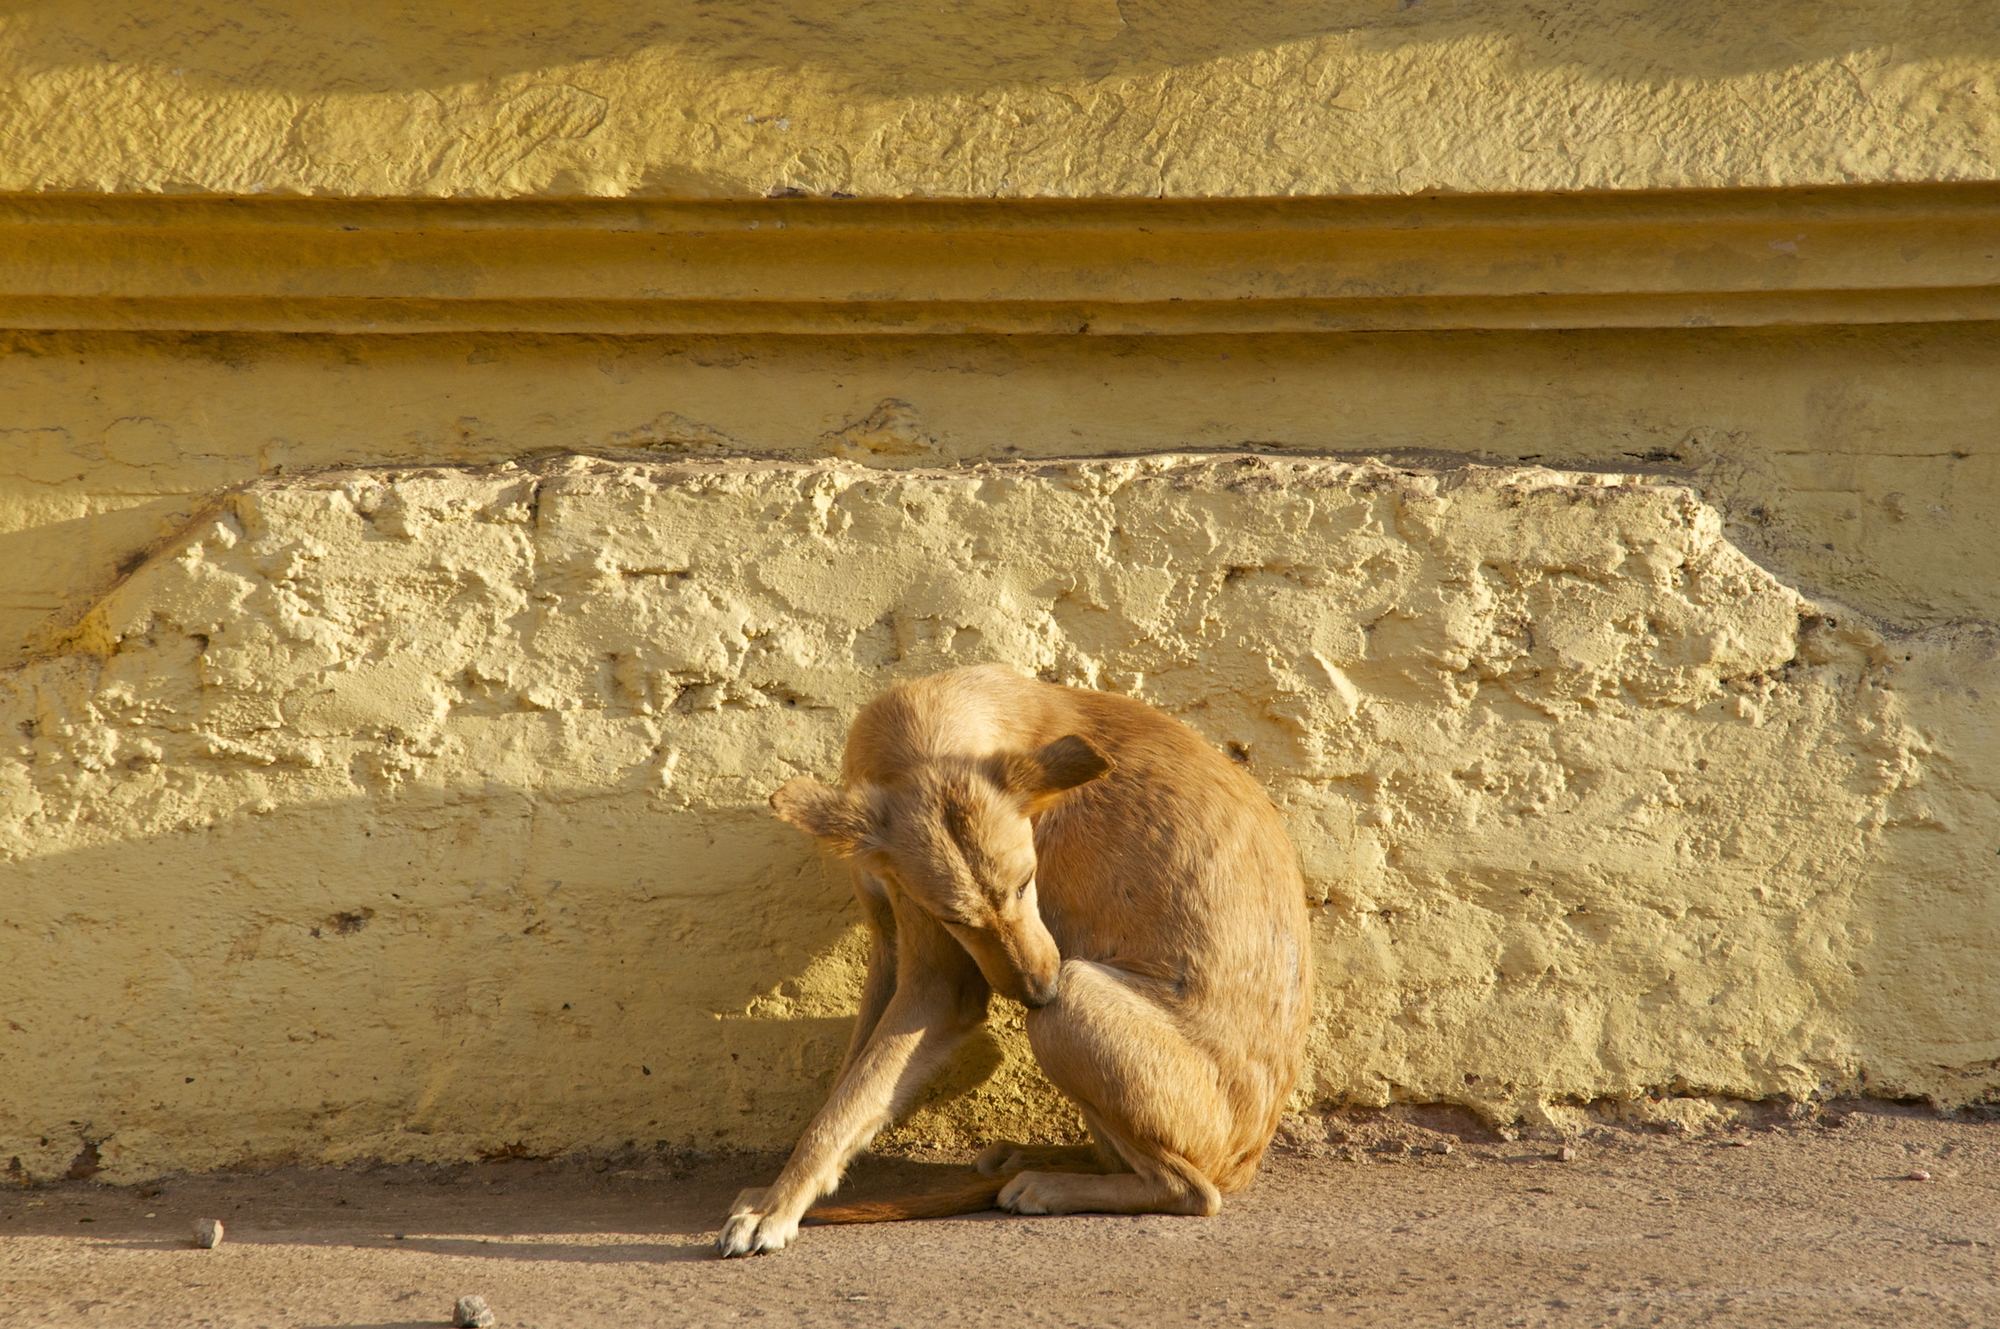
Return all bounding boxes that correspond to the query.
[193,1218,224,1249]
[1557,1146,1577,1162]
[454,1294,497,1328]
[1909,1169,1933,1182]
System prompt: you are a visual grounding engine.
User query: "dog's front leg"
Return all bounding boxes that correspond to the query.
[715,914,987,1257]
[837,865,899,1073]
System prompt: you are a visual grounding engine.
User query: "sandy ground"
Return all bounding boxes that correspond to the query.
[3,1104,1997,1328]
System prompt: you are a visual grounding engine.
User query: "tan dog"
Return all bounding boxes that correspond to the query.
[716,664,1312,1257]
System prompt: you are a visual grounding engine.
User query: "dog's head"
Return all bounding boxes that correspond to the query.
[769,736,1111,1008]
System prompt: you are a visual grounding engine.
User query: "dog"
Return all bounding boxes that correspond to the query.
[716,664,1312,1256]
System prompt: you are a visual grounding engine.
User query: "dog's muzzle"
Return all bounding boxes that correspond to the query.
[1020,973,1061,1009]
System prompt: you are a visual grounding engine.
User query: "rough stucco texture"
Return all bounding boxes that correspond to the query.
[5,1,2000,198]
[3,453,1994,1184]
[6,324,1998,672]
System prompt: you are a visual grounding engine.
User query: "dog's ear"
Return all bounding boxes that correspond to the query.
[769,776,875,854]
[1004,734,1114,800]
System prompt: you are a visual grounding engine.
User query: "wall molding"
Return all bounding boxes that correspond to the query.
[4,184,1998,336]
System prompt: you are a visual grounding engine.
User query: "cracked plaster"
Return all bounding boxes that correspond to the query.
[2,453,1994,1183]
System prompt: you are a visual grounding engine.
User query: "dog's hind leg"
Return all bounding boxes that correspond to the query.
[974,1141,1121,1176]
[1002,959,1234,1217]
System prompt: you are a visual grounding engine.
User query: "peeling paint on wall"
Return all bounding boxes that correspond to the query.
[3,453,1992,1183]
[4,324,1997,671]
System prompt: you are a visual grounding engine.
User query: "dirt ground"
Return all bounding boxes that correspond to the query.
[3,1103,1997,1328]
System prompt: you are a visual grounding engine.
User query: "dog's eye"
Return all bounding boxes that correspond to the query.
[1016,878,1032,900]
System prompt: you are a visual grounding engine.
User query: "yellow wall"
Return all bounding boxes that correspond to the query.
[5,454,1992,1184]
[4,324,1996,1181]
[3,2,1999,1183]
[6,320,1996,665]
[4,2,2000,198]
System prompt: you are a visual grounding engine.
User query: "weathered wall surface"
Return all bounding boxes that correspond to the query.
[3,0,1997,1190]
[4,1,2000,197]
[2,455,1993,1183]
[5,322,1996,666]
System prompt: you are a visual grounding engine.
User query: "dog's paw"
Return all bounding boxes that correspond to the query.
[997,1171,1057,1215]
[714,1188,799,1258]
[976,1142,1030,1176]
[715,1210,797,1258]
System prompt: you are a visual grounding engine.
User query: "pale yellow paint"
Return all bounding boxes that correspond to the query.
[1,454,1993,1184]
[0,448,1992,1184]
[4,2,2000,199]
[9,187,2000,336]
[4,321,1997,670]
[2,0,1997,1186]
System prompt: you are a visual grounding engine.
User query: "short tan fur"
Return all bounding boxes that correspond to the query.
[716,664,1313,1256]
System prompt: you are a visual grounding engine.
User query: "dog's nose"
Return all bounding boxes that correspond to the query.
[1021,973,1061,1009]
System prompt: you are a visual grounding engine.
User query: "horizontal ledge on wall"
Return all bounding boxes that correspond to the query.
[3,183,1999,335]
[4,287,1998,336]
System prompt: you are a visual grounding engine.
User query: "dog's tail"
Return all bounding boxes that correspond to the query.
[803,1173,1012,1225]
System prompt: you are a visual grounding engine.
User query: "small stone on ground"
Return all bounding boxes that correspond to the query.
[453,1293,497,1327]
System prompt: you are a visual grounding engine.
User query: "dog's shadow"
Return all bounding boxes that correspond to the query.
[198,1156,996,1267]
[338,1234,714,1264]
